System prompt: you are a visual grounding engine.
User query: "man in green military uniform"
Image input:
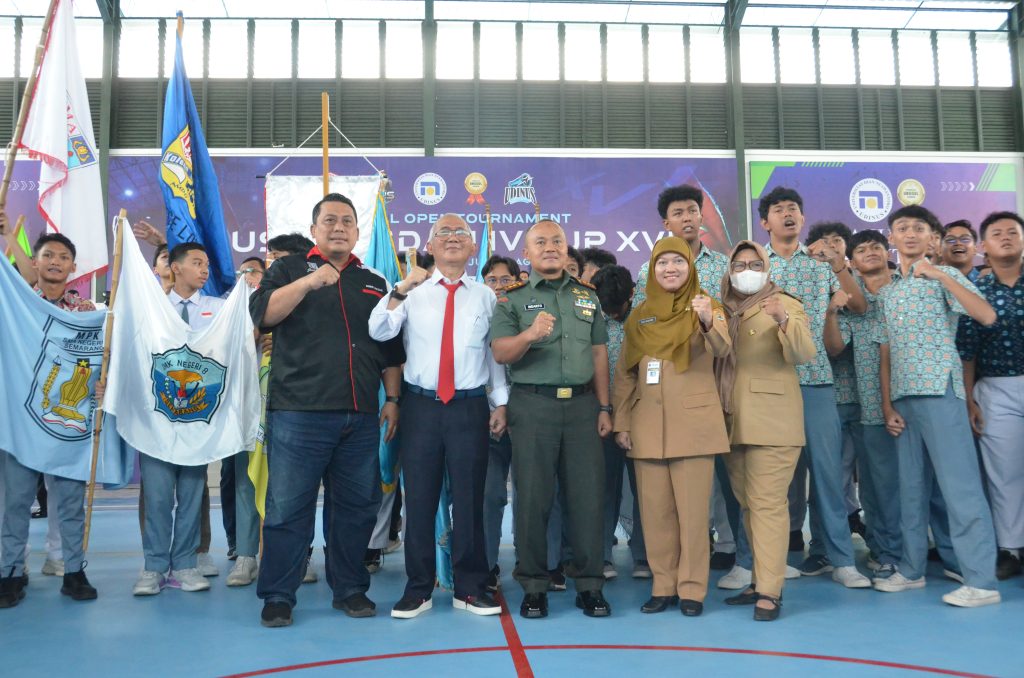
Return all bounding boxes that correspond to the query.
[490,220,614,619]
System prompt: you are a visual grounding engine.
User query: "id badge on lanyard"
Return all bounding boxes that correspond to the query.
[646,359,661,385]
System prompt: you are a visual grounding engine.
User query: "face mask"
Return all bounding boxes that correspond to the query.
[731,269,768,295]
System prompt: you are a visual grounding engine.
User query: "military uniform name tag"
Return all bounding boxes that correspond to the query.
[646,360,661,385]
[524,303,545,311]
[639,317,656,325]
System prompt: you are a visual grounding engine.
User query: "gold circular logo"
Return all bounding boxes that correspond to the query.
[897,179,925,206]
[465,172,488,195]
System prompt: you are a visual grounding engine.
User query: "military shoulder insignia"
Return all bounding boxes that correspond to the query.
[570,276,596,290]
[503,280,528,293]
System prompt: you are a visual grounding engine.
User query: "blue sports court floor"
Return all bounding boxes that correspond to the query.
[1,500,1021,677]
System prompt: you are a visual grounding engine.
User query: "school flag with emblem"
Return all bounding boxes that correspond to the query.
[104,219,260,465]
[0,260,131,484]
[159,14,234,296]
[19,0,107,283]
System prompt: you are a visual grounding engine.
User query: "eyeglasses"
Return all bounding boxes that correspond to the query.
[433,228,472,240]
[237,267,261,276]
[943,236,975,246]
[730,260,765,272]
[484,276,516,287]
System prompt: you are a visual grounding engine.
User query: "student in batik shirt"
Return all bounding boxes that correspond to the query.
[874,204,1000,608]
[941,220,981,283]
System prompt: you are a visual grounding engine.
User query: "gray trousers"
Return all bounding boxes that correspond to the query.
[139,454,206,573]
[975,376,1024,549]
[233,452,261,558]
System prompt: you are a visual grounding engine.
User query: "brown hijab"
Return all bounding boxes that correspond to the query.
[624,237,721,374]
[715,240,782,414]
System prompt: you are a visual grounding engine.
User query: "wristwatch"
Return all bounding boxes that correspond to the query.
[598,404,613,414]
[385,395,400,404]
[390,288,407,301]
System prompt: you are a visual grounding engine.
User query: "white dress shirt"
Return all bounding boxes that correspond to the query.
[369,269,509,408]
[167,288,225,332]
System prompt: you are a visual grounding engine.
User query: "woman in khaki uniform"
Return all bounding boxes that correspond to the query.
[715,241,816,621]
[613,237,731,617]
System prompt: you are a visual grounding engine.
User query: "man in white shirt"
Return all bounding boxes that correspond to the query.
[369,214,508,619]
[133,242,224,597]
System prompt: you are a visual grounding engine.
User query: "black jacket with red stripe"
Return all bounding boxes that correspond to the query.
[249,248,404,413]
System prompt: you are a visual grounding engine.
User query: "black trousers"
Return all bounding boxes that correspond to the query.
[400,390,491,599]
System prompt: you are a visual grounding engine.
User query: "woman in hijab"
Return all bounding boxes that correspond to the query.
[612,237,731,617]
[715,241,816,621]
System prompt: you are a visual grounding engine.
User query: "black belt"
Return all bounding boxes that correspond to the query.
[513,383,592,400]
[405,383,487,401]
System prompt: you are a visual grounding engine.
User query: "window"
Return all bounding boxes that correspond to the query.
[479,22,517,80]
[689,26,726,83]
[936,31,974,86]
[897,30,935,86]
[647,25,685,83]
[606,24,643,82]
[741,27,775,84]
[76,19,104,79]
[208,20,248,78]
[436,22,473,79]
[163,17,206,78]
[564,23,601,81]
[522,23,559,81]
[975,32,1011,87]
[386,21,422,78]
[252,20,290,78]
[119,20,160,78]
[818,29,855,85]
[857,29,896,86]
[778,28,815,84]
[299,20,337,78]
[341,20,380,78]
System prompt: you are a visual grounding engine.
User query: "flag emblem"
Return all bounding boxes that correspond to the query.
[160,126,196,218]
[151,345,227,424]
[24,318,102,441]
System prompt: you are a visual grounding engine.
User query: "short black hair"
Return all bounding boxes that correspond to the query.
[979,211,1024,239]
[758,187,803,221]
[152,243,168,268]
[267,233,315,256]
[168,242,207,266]
[806,221,854,248]
[590,265,635,316]
[580,247,617,270]
[33,233,76,260]
[312,193,358,225]
[656,184,704,219]
[241,256,265,271]
[481,254,521,279]
[420,252,435,270]
[847,229,889,259]
[943,220,977,242]
[566,246,585,273]
[887,204,942,234]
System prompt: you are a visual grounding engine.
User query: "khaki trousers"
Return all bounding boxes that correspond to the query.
[724,445,800,598]
[634,455,715,601]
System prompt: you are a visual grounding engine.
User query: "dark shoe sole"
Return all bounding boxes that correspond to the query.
[261,615,293,627]
[520,607,547,619]
[61,587,98,601]
[333,601,377,618]
[680,600,703,617]
[754,607,780,621]
[581,607,610,617]
[0,592,25,609]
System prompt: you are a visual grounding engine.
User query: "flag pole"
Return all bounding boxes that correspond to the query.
[0,0,60,211]
[321,92,330,197]
[83,208,126,552]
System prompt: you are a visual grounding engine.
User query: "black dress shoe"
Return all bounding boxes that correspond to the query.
[261,601,293,627]
[641,595,676,613]
[575,590,611,617]
[679,599,703,617]
[0,571,27,609]
[753,595,781,622]
[788,530,804,552]
[520,592,548,619]
[996,550,1022,580]
[710,551,736,571]
[333,592,377,618]
[60,570,98,601]
[725,587,758,605]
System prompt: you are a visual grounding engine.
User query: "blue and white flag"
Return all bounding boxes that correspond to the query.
[159,13,234,296]
[0,262,131,484]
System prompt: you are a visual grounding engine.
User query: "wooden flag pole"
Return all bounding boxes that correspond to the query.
[177,11,184,38]
[0,0,60,210]
[83,208,127,552]
[321,92,330,197]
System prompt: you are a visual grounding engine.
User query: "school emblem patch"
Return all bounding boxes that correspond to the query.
[151,345,227,424]
[160,126,196,218]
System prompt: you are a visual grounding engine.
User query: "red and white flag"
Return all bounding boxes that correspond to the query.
[20,0,107,282]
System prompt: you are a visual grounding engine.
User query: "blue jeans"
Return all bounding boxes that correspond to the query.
[1,452,85,576]
[802,385,855,567]
[258,409,381,608]
[233,452,260,558]
[859,424,902,565]
[139,454,206,573]
[893,383,997,589]
[602,436,646,563]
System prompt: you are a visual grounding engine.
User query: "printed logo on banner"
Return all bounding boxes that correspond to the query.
[151,345,227,424]
[849,178,892,223]
[66,95,97,171]
[414,173,447,206]
[24,317,102,441]
[896,179,926,206]
[504,173,537,206]
[161,126,197,218]
[465,172,488,204]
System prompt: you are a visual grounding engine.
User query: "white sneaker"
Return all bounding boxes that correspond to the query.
[133,570,166,596]
[873,571,925,592]
[943,568,965,584]
[784,565,802,579]
[196,552,219,577]
[717,564,752,590]
[226,556,258,587]
[171,568,212,592]
[302,558,318,584]
[603,562,618,580]
[942,585,1001,608]
[42,558,65,576]
[833,566,871,588]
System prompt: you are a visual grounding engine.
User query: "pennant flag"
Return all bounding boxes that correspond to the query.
[5,221,31,264]
[475,210,493,282]
[0,260,131,484]
[104,221,260,465]
[19,0,107,283]
[248,350,271,518]
[160,15,234,296]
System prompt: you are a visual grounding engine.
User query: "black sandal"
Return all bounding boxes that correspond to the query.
[753,594,782,621]
[725,586,758,605]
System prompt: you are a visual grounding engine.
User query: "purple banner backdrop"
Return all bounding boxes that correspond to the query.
[748,159,1021,244]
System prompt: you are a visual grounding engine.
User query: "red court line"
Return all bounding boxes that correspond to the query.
[496,591,534,677]
[223,644,992,678]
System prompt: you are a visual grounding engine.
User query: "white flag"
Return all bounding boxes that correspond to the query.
[20,0,107,281]
[264,175,380,258]
[104,221,260,466]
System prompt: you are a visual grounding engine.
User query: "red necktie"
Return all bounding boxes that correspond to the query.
[437,280,462,404]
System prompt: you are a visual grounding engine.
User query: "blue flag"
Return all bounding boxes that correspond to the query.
[159,16,234,296]
[476,219,491,283]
